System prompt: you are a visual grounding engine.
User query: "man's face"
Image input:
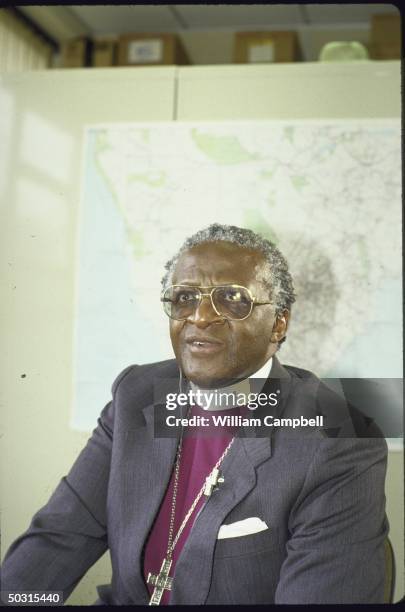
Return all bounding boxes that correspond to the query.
[169,241,287,388]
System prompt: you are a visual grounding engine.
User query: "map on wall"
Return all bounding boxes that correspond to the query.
[73,120,402,432]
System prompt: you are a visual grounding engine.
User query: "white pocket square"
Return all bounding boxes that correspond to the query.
[217,517,269,540]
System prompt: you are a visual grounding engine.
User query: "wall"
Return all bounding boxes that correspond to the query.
[176,61,399,119]
[0,66,177,604]
[0,61,402,604]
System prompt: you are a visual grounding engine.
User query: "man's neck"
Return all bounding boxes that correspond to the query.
[189,356,273,411]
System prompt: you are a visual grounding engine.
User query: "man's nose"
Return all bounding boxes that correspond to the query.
[187,295,224,327]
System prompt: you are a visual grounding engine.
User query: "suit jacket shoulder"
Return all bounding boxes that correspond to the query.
[279,360,384,439]
[102,359,179,430]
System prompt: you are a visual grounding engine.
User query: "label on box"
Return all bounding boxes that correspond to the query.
[248,42,274,63]
[127,39,163,64]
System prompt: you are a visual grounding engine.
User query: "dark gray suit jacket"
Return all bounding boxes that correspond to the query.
[1,357,388,604]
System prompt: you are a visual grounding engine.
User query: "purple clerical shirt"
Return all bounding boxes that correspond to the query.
[143,403,240,605]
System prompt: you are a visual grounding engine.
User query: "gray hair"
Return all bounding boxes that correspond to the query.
[161,223,296,316]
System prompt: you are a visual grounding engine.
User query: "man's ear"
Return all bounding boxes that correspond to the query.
[270,310,290,343]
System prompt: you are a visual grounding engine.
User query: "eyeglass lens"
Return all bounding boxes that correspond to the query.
[162,286,252,320]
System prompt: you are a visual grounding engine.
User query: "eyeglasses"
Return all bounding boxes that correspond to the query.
[161,284,273,321]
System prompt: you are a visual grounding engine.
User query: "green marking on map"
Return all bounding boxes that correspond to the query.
[267,193,276,208]
[291,175,308,190]
[127,229,150,260]
[284,126,295,144]
[128,170,166,187]
[191,129,260,165]
[95,130,110,154]
[93,133,120,205]
[338,131,358,143]
[243,209,278,244]
[139,128,150,143]
[261,168,276,180]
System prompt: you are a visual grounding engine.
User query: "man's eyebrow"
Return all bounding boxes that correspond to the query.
[172,280,198,285]
[172,281,246,287]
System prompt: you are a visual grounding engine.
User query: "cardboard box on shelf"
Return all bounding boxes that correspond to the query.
[61,37,92,68]
[117,33,190,66]
[370,42,401,60]
[92,38,117,67]
[370,13,401,59]
[233,31,300,63]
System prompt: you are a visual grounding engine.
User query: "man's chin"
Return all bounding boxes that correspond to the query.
[183,370,244,389]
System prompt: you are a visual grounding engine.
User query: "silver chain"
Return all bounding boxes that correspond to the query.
[166,434,235,557]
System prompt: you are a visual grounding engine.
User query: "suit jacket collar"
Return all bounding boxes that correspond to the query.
[238,355,292,466]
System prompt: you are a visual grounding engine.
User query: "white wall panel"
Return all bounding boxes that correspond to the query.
[177,61,400,120]
[0,66,176,604]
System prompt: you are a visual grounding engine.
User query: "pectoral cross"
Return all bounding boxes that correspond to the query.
[203,468,224,497]
[147,557,173,606]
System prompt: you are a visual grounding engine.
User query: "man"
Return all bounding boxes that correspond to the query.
[1,223,388,605]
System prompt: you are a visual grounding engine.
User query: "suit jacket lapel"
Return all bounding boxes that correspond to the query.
[250,354,294,428]
[170,436,263,605]
[170,357,291,605]
[121,377,181,604]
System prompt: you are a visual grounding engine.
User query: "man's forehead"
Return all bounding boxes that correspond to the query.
[172,241,268,281]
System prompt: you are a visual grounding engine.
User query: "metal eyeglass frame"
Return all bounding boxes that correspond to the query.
[161,284,273,321]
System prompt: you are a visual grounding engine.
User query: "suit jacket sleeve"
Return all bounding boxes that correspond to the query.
[1,365,134,602]
[274,436,389,604]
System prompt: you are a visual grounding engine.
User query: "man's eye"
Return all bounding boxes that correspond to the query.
[223,290,242,302]
[176,292,196,303]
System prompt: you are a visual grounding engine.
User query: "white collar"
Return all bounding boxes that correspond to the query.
[251,356,273,380]
[190,356,273,411]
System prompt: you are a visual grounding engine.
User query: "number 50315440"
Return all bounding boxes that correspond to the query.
[1,591,63,606]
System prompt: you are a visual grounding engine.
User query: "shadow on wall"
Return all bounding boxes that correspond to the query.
[287,239,339,364]
[260,231,339,376]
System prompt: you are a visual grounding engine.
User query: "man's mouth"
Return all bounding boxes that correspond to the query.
[185,336,225,355]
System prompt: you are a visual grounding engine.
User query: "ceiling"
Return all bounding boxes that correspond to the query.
[64,4,399,35]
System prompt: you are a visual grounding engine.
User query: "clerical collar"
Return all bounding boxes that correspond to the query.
[189,357,273,411]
